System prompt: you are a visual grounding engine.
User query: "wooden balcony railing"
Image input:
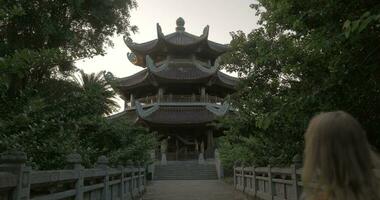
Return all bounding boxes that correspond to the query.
[135,95,223,106]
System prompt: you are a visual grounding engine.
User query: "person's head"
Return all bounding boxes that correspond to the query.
[303,111,379,200]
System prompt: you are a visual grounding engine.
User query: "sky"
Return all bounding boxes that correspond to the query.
[75,0,260,112]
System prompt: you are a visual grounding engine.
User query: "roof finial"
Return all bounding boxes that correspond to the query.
[176,17,185,32]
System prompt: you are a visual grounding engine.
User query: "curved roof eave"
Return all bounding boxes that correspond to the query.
[125,23,229,66]
[215,71,240,89]
[115,68,239,92]
[116,69,149,87]
[134,104,216,125]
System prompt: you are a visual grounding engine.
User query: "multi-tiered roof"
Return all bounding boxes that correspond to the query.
[113,18,238,127]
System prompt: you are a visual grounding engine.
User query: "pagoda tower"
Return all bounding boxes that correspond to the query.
[114,18,238,161]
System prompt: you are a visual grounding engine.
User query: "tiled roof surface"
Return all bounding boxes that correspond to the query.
[117,69,149,87]
[154,62,211,80]
[142,106,216,125]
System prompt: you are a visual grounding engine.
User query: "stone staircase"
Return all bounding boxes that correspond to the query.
[154,161,218,180]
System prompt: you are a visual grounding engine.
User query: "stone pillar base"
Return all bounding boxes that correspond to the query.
[161,153,167,165]
[198,153,205,164]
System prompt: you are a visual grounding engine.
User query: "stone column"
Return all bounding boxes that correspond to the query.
[205,130,215,158]
[175,138,179,160]
[130,94,135,107]
[198,141,205,164]
[158,87,164,102]
[201,87,206,102]
[160,138,168,165]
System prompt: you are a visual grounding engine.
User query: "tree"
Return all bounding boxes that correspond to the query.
[0,0,156,169]
[74,70,119,115]
[219,0,380,167]
[0,0,138,95]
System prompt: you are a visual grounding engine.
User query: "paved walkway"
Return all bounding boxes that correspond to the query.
[142,180,248,200]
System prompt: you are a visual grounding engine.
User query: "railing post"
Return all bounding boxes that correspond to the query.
[118,165,125,200]
[126,160,134,199]
[233,161,239,189]
[268,165,274,200]
[292,154,302,200]
[133,165,138,197]
[241,162,245,192]
[66,153,83,200]
[96,156,110,200]
[252,165,257,197]
[0,151,30,200]
[135,161,142,194]
[142,162,147,187]
[127,160,136,198]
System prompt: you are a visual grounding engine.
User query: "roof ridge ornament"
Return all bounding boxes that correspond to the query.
[201,25,210,39]
[157,23,165,39]
[176,17,185,32]
[123,35,134,46]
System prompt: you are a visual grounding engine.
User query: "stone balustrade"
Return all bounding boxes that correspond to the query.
[0,151,146,200]
[233,156,380,200]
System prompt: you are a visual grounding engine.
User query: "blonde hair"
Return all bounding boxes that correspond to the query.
[302,111,380,200]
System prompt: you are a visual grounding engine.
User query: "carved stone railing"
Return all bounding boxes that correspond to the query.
[233,157,380,200]
[0,151,146,200]
[234,161,302,200]
[135,94,223,106]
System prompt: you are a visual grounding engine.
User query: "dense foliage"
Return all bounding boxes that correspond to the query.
[219,0,380,168]
[0,0,156,169]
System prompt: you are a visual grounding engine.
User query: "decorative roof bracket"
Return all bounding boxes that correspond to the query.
[206,101,230,117]
[146,55,168,73]
[127,52,138,64]
[192,55,221,74]
[135,101,159,118]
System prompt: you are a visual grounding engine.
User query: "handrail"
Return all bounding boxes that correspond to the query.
[0,151,146,200]
[233,163,380,200]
